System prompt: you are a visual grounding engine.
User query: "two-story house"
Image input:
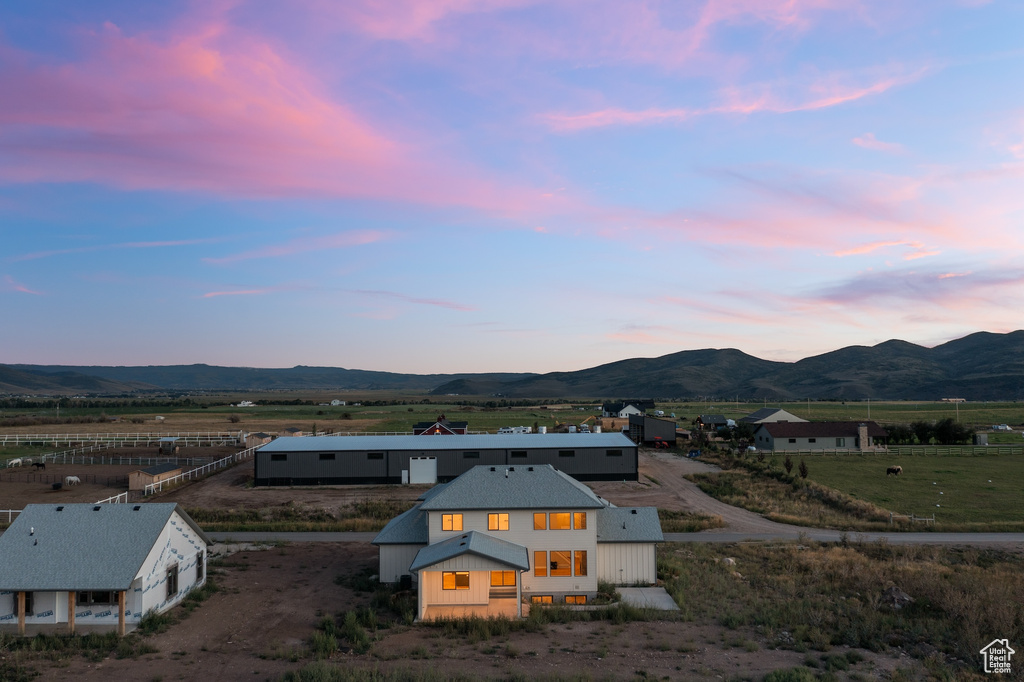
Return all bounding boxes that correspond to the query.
[373,464,663,621]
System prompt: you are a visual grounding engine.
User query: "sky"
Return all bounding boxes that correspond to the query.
[2,0,1024,374]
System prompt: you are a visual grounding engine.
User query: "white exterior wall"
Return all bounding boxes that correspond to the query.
[134,511,207,622]
[427,509,598,597]
[596,543,657,585]
[378,544,425,583]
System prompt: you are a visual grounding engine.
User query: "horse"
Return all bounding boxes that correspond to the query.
[32,462,46,470]
[64,475,81,486]
[886,465,903,476]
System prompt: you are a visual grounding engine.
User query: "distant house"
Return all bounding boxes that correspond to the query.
[753,421,888,451]
[373,464,663,620]
[413,416,469,436]
[738,408,808,425]
[0,503,210,635]
[128,464,182,493]
[330,400,346,407]
[627,415,677,445]
[602,401,652,419]
[280,427,303,438]
[696,415,730,431]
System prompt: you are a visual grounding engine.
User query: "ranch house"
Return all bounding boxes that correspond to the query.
[753,421,888,451]
[0,503,210,636]
[373,464,663,620]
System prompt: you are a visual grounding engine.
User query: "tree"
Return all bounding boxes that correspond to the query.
[886,424,914,445]
[933,417,973,445]
[784,455,793,474]
[799,460,809,479]
[911,420,934,445]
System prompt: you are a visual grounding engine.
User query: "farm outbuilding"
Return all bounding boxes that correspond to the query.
[128,463,183,492]
[253,433,639,486]
[158,437,179,455]
[627,415,677,446]
[0,503,210,635]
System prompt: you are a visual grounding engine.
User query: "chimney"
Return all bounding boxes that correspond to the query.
[857,423,869,451]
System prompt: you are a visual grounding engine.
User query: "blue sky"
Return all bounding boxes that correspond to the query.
[3,1,1023,373]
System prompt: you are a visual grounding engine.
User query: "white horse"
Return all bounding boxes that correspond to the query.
[64,475,81,486]
[7,458,22,468]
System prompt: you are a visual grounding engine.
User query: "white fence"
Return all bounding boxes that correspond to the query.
[94,492,129,505]
[0,431,242,447]
[144,444,260,496]
[1,510,20,524]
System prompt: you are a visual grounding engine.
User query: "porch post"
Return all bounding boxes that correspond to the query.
[417,570,425,621]
[118,590,126,636]
[68,592,76,634]
[517,572,523,618]
[17,591,25,636]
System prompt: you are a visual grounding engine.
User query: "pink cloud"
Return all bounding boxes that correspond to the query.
[544,71,921,132]
[204,230,388,265]
[353,289,475,311]
[3,275,43,295]
[832,240,936,260]
[0,22,553,214]
[852,132,905,153]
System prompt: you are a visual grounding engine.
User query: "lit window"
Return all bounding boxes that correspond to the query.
[549,513,571,530]
[442,514,463,531]
[533,513,547,530]
[565,595,587,604]
[490,571,516,586]
[550,550,571,576]
[531,595,553,604]
[574,550,588,576]
[534,551,547,577]
[488,513,509,531]
[442,572,470,590]
[573,512,587,530]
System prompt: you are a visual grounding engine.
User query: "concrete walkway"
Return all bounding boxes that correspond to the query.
[618,587,679,611]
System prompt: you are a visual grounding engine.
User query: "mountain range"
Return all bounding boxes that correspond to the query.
[4,330,1024,400]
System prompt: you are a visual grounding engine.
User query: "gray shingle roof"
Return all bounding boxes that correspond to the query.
[258,432,636,453]
[419,464,606,511]
[139,463,182,476]
[372,504,428,545]
[596,507,664,543]
[0,503,210,592]
[409,531,529,572]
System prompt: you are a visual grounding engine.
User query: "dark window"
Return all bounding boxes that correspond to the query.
[510,450,527,458]
[367,452,384,460]
[558,450,575,458]
[788,438,796,443]
[23,592,33,616]
[77,591,115,606]
[463,451,480,459]
[270,454,287,462]
[808,438,816,444]
[167,564,179,599]
[606,449,622,457]
[319,453,335,460]
[196,551,205,582]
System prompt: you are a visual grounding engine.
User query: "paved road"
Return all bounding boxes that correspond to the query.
[208,531,1024,546]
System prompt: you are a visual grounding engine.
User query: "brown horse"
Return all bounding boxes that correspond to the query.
[886,465,903,476]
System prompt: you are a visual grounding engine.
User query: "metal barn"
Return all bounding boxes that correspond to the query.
[253,433,638,486]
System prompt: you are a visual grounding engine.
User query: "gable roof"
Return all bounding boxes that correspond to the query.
[756,421,888,438]
[739,408,808,424]
[409,531,530,572]
[419,464,606,511]
[596,507,664,543]
[697,414,728,425]
[0,503,210,592]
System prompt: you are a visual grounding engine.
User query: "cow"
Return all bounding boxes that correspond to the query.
[886,465,903,476]
[64,475,81,486]
[32,462,46,470]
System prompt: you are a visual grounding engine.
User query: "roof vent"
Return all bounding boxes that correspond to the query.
[527,467,534,471]
[133,505,142,511]
[56,506,64,512]
[508,467,515,472]
[631,509,638,514]
[93,506,101,511]
[490,467,496,472]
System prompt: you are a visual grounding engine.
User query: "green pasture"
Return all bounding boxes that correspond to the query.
[774,452,1024,525]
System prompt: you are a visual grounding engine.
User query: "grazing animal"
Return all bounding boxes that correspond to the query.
[887,465,903,476]
[23,458,33,465]
[32,462,46,470]
[7,458,22,468]
[64,475,81,486]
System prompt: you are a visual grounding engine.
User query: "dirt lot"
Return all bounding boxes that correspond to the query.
[16,541,909,682]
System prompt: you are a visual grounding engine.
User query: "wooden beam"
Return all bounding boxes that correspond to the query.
[118,590,126,637]
[17,591,25,636]
[67,592,76,634]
